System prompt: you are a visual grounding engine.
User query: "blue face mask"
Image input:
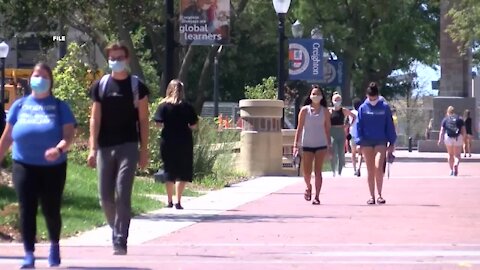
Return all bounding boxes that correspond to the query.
[109,60,127,72]
[30,77,50,94]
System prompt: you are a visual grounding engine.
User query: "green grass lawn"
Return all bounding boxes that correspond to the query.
[0,157,329,241]
[0,163,198,240]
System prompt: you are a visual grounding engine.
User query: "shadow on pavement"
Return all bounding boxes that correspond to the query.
[136,213,346,223]
[67,267,152,270]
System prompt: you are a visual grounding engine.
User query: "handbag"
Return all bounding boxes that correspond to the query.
[153,169,166,183]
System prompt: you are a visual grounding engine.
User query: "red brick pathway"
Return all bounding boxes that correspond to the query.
[0,162,479,270]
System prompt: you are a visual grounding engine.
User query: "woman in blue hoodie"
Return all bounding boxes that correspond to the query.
[355,82,397,205]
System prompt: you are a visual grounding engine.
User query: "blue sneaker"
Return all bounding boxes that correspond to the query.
[48,243,61,267]
[450,170,454,176]
[20,252,35,269]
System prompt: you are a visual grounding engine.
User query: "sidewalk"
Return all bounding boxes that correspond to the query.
[0,161,479,269]
[345,149,480,163]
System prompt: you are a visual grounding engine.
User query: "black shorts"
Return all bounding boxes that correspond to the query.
[303,146,328,153]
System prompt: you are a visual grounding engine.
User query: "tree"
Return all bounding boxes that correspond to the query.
[294,0,439,102]
[447,0,480,64]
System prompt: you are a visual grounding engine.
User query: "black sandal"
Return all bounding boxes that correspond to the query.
[312,198,320,205]
[166,202,173,208]
[367,198,376,205]
[377,197,386,204]
[304,188,312,201]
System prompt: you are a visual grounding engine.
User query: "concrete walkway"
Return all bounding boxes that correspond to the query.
[0,156,479,269]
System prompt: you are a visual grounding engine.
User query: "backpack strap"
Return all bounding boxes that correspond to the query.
[130,75,140,109]
[98,74,111,101]
[99,74,140,109]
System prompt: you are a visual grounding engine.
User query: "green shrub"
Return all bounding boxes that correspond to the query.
[244,76,277,99]
[192,118,238,180]
[53,42,93,130]
[145,98,163,174]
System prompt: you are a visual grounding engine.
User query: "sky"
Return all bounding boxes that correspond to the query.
[390,61,441,96]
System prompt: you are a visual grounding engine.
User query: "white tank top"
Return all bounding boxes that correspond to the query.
[301,105,328,148]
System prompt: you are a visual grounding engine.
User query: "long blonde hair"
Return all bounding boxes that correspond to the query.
[162,79,184,104]
[446,106,455,116]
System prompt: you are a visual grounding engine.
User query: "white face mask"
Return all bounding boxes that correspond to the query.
[333,100,342,107]
[369,98,379,106]
[310,95,322,103]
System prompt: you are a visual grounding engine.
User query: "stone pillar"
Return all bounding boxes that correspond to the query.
[239,99,283,176]
[439,0,471,98]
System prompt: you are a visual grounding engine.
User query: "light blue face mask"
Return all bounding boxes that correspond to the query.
[30,77,50,94]
[108,60,127,72]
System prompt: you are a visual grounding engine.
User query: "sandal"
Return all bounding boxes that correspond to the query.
[377,197,386,204]
[304,188,312,201]
[367,198,376,205]
[166,202,173,208]
[312,198,320,205]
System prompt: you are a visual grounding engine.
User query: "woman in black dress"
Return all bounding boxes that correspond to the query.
[153,79,198,209]
[463,109,473,158]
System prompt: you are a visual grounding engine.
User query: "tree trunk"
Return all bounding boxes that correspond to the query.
[145,25,164,78]
[342,56,354,105]
[178,46,196,83]
[108,0,145,80]
[193,47,216,113]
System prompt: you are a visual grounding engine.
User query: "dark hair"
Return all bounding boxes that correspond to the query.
[352,98,362,110]
[366,82,379,96]
[105,41,130,58]
[31,62,54,95]
[303,85,327,107]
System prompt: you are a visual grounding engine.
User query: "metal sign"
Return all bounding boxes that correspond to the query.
[321,59,345,88]
[288,39,324,81]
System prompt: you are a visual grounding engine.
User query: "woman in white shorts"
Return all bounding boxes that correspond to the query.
[438,106,466,176]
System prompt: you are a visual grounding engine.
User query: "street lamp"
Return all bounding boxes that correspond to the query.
[291,20,303,128]
[213,45,224,117]
[0,41,9,133]
[272,0,291,128]
[0,41,9,105]
[291,20,304,39]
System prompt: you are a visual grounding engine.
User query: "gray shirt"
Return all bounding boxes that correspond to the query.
[301,105,328,148]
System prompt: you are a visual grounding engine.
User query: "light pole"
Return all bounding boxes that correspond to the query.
[164,0,175,96]
[291,20,303,128]
[272,0,291,128]
[0,41,10,132]
[213,45,223,118]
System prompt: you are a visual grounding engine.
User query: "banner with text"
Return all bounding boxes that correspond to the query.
[288,39,324,81]
[179,0,231,46]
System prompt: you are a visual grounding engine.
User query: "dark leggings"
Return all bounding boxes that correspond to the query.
[13,161,67,252]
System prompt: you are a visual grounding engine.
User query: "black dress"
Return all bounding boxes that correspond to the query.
[465,117,472,135]
[153,102,198,182]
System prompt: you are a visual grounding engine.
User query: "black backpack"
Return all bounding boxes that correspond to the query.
[444,115,460,138]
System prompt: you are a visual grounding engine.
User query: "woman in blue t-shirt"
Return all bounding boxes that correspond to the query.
[0,63,77,268]
[355,82,397,205]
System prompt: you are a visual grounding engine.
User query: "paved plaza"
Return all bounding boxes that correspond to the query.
[0,152,479,269]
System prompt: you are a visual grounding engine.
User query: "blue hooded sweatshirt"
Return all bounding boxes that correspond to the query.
[355,99,397,145]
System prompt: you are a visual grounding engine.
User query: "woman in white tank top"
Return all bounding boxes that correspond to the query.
[293,85,332,205]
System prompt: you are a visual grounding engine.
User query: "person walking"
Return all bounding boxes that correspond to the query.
[153,79,199,210]
[293,85,331,205]
[349,98,362,177]
[0,63,76,268]
[463,109,473,158]
[355,82,396,205]
[438,106,466,176]
[87,42,150,255]
[329,92,355,176]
